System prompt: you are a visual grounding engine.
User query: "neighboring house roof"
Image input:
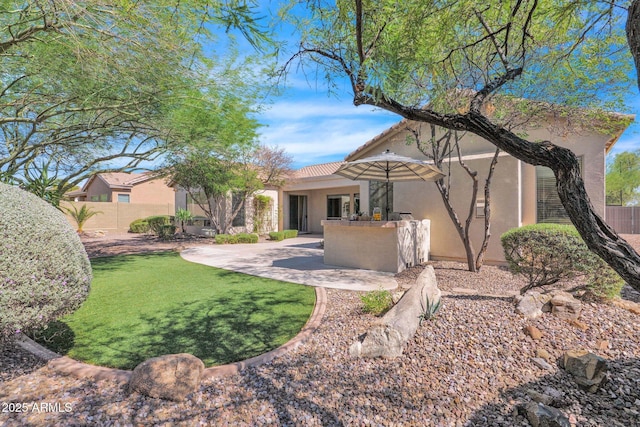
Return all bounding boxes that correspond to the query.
[293,162,345,179]
[81,171,160,192]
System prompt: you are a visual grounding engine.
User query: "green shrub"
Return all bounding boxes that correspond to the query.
[269,231,285,241]
[215,234,239,244]
[0,183,92,342]
[158,224,176,240]
[283,229,299,239]
[145,215,171,236]
[129,218,150,233]
[360,289,393,316]
[501,224,623,298]
[237,233,259,243]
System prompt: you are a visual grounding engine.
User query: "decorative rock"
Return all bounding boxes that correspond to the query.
[550,292,582,320]
[611,298,640,315]
[350,266,440,358]
[525,325,543,340]
[527,389,555,405]
[536,348,552,362]
[516,292,552,320]
[531,357,554,371]
[567,318,588,331]
[525,402,570,427]
[562,350,608,393]
[128,353,204,401]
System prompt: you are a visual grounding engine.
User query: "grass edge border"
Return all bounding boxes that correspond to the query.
[15,286,327,384]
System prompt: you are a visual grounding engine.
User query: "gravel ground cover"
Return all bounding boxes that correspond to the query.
[1,234,639,426]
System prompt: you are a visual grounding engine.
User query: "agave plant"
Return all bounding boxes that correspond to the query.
[418,294,442,325]
[63,204,102,233]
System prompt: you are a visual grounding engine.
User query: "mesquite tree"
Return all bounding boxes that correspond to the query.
[285,0,640,292]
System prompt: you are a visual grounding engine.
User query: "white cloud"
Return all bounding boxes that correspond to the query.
[257,96,399,168]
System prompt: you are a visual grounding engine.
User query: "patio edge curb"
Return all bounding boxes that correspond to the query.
[16,286,327,384]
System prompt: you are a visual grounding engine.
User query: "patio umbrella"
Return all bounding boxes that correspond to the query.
[334,149,445,219]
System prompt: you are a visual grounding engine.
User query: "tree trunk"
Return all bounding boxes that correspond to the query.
[627,0,640,90]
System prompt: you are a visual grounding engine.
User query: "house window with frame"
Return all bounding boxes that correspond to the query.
[232,193,246,227]
[117,194,130,203]
[536,157,582,224]
[327,194,350,219]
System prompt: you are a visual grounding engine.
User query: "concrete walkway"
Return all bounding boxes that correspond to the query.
[180,235,398,291]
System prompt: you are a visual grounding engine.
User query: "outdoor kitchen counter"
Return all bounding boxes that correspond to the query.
[321,219,431,273]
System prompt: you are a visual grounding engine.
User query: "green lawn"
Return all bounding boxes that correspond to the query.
[35,252,316,369]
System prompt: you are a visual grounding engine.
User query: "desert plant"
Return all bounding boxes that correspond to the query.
[283,229,299,239]
[0,183,92,342]
[269,231,285,241]
[129,218,150,233]
[501,224,624,298]
[419,295,442,325]
[62,204,102,233]
[360,289,393,316]
[174,208,193,233]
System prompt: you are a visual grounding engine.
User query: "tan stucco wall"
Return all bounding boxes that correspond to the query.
[61,201,175,233]
[323,220,430,273]
[393,155,520,263]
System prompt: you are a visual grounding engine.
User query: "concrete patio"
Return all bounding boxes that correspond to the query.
[179,235,398,291]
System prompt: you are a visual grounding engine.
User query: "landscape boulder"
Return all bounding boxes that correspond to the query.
[350,266,441,358]
[549,291,582,320]
[561,350,608,393]
[128,353,204,401]
[515,292,552,320]
[524,402,570,427]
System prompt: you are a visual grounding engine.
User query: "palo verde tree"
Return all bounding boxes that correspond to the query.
[284,0,640,291]
[0,1,270,196]
[409,125,500,272]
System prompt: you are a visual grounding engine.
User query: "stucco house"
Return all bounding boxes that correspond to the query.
[281,114,631,264]
[173,186,280,236]
[66,172,175,205]
[62,172,176,233]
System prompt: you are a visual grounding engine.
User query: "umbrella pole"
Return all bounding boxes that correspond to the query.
[385,181,389,220]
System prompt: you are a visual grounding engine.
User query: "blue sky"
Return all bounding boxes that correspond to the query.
[227,6,640,171]
[256,76,640,170]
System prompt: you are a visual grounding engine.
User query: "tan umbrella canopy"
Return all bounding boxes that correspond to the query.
[335,149,445,219]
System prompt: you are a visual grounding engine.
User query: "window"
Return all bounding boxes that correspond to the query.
[117,194,130,203]
[327,195,350,218]
[354,193,360,214]
[232,193,246,227]
[536,158,582,224]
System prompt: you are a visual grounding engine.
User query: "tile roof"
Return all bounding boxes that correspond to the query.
[293,161,345,179]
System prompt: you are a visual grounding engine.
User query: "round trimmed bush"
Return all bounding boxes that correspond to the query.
[0,183,92,342]
[501,224,624,298]
[129,218,150,233]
